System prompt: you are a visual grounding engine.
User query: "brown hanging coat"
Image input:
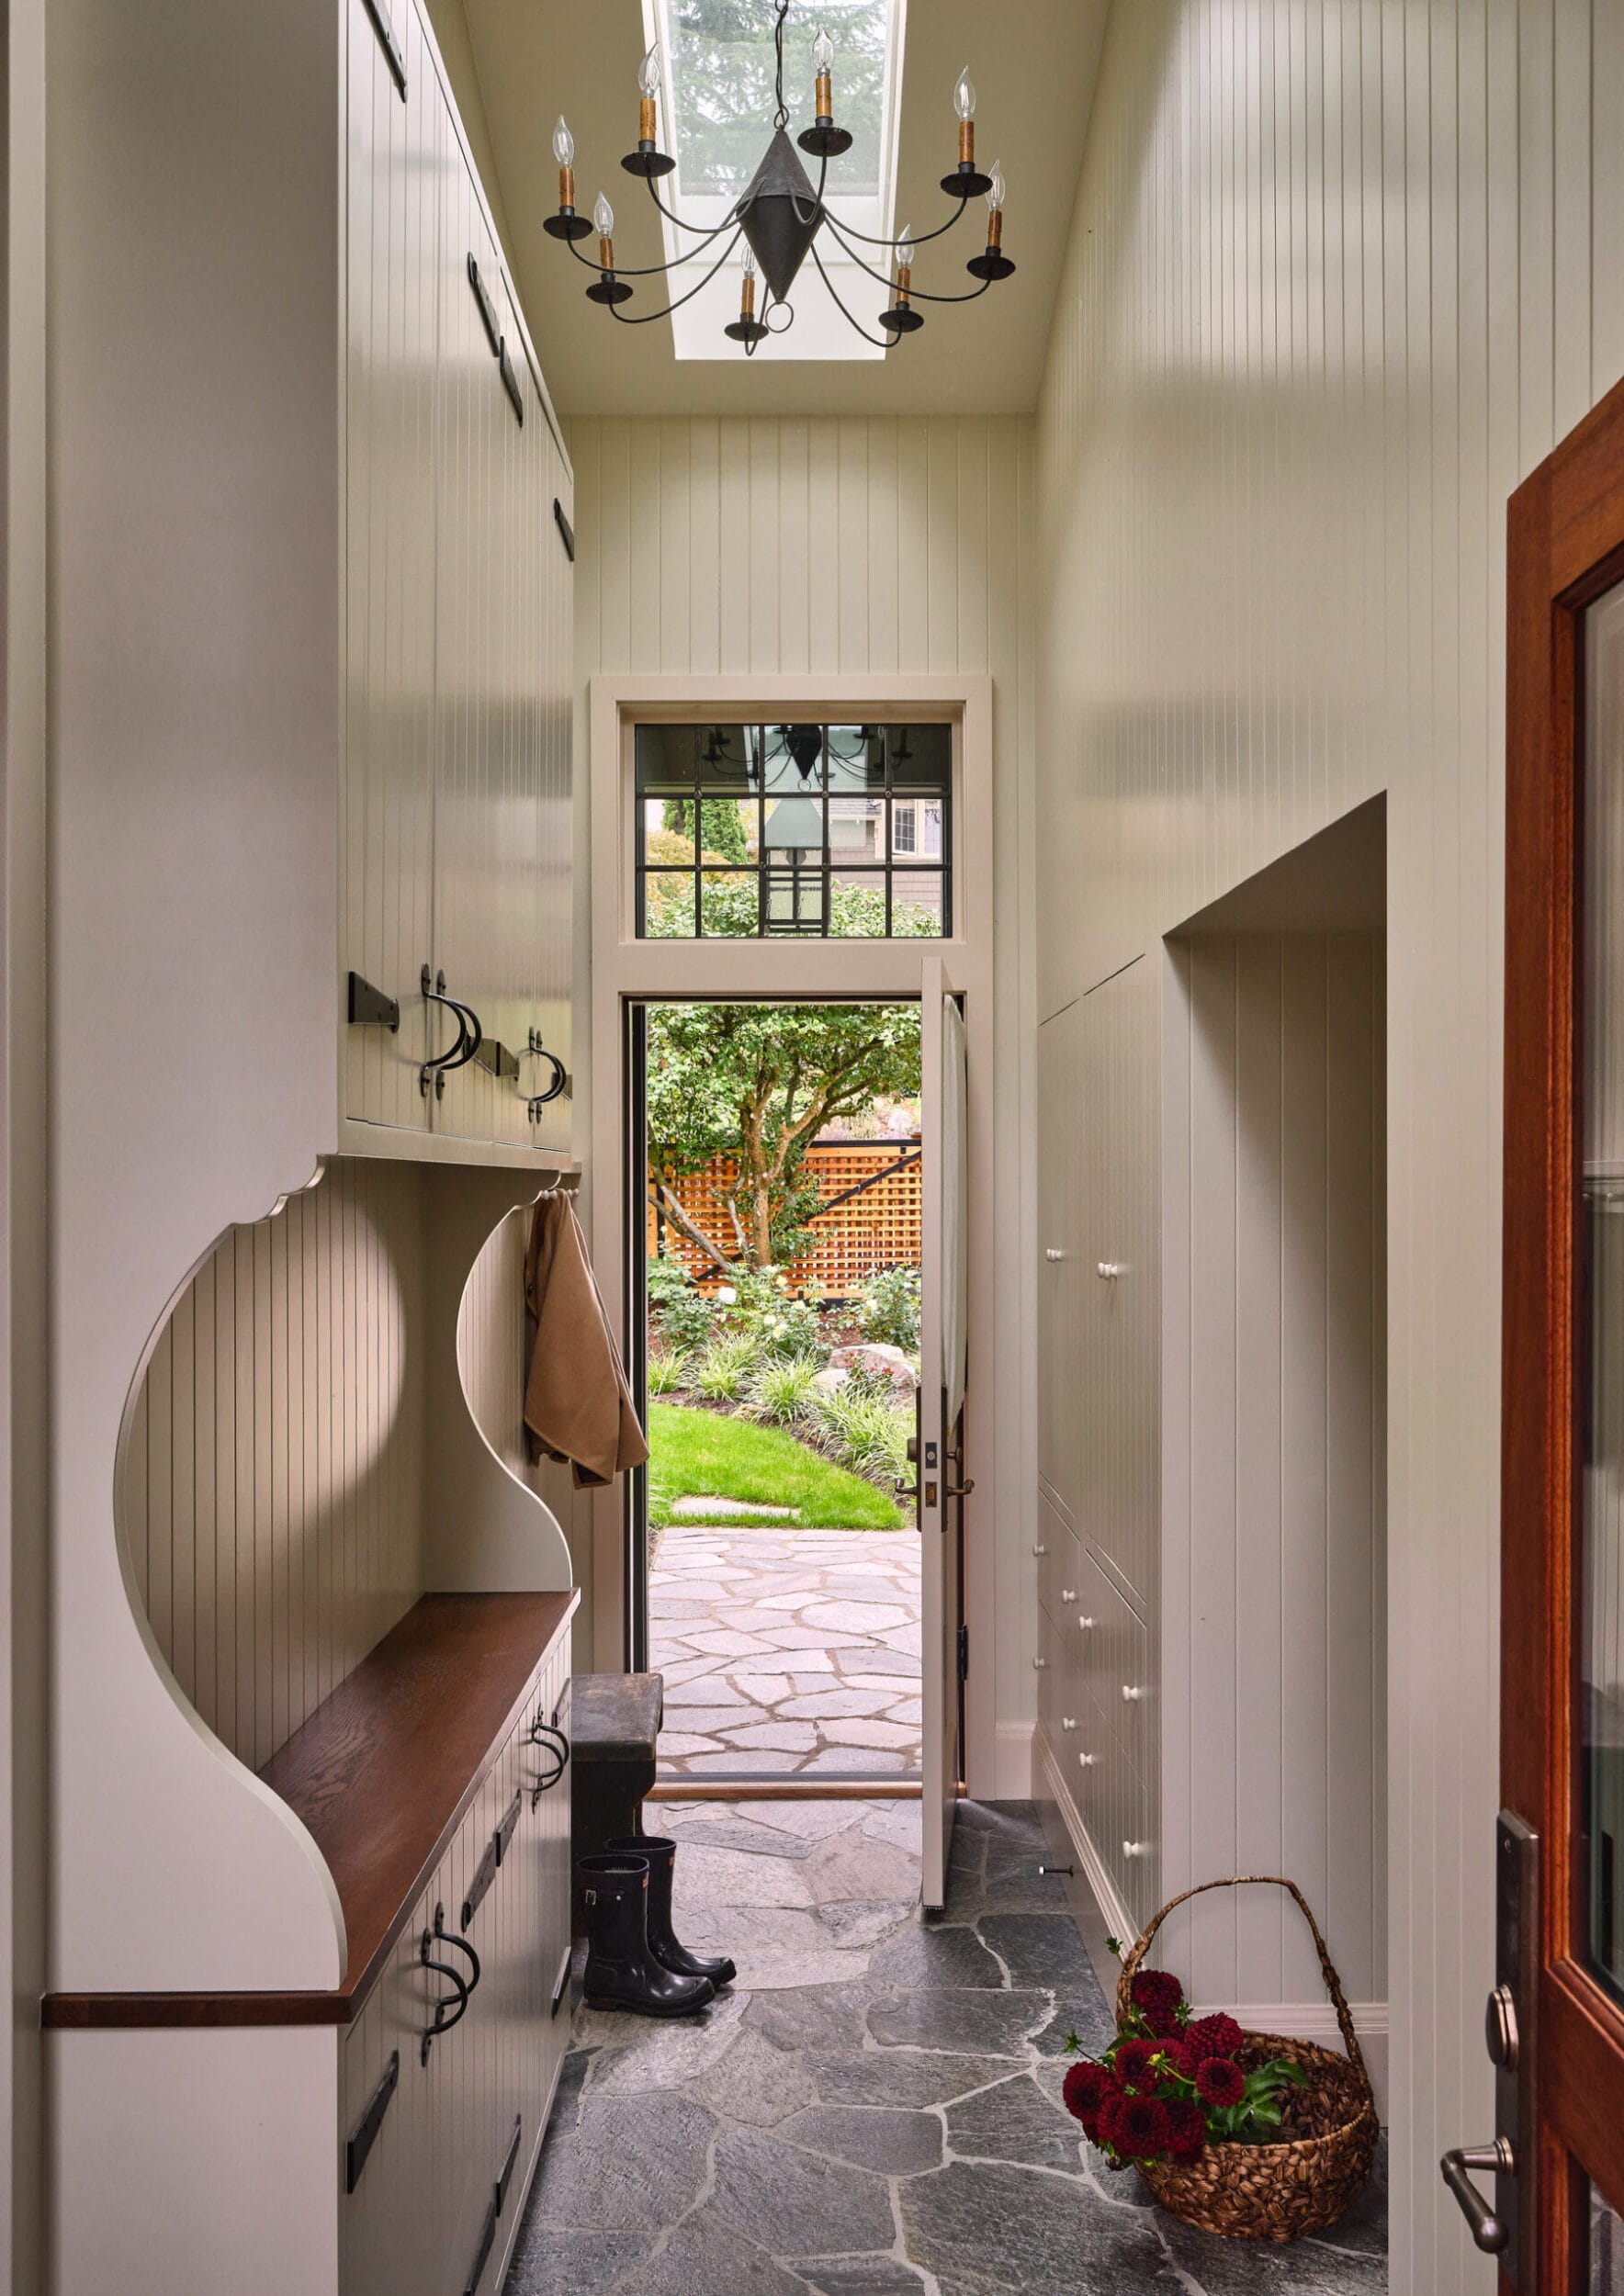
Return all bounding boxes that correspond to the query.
[524,1194,648,1487]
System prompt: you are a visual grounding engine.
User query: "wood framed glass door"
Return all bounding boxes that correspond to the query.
[1492,373,1624,2290]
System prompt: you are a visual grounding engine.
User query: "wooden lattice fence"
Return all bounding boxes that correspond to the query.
[648,1138,921,1299]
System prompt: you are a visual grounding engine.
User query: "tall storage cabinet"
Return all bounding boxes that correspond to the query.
[341,0,575,1160]
[1034,962,1161,1938]
[45,0,581,2285]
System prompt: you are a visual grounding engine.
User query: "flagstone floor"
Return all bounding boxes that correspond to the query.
[511,1798,1387,2296]
[648,1525,922,1778]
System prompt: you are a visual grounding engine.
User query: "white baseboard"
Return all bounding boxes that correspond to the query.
[1031,1730,1389,2118]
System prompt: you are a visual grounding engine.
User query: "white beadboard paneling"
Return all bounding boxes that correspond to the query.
[1033,6,1624,2284]
[566,414,1038,1728]
[120,1162,428,1772]
[1160,937,1386,2014]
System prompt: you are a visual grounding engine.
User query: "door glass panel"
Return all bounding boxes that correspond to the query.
[1582,581,1624,2005]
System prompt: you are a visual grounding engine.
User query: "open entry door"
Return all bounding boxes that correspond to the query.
[920,955,969,1911]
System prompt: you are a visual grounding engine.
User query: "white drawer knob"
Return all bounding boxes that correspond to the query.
[1061,1716,1077,1732]
[1044,1247,1066,1263]
[1060,1587,1077,1604]
[1077,1751,1098,1768]
[1122,1840,1146,1859]
[1097,1261,1122,1280]
[1032,1656,1047,1670]
[1032,1542,1047,1557]
[1121,1684,1144,1702]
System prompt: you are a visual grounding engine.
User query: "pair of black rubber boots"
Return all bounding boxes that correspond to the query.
[577,1833,737,2018]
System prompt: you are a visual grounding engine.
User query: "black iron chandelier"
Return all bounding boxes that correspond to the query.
[543,1,1015,354]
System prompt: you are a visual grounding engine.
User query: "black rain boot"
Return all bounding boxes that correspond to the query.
[605,1834,738,1989]
[577,1854,716,2018]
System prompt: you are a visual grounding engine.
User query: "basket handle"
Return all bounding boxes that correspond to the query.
[1115,1874,1367,2082]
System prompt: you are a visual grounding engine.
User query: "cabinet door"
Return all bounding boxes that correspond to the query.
[431,167,531,1151]
[341,0,439,1135]
[529,422,574,1160]
[1036,1007,1077,1520]
[1077,960,1157,1605]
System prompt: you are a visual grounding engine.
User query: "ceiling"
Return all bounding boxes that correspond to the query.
[456,0,1109,417]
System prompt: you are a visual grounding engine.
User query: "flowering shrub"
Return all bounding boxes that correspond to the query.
[647,1257,716,1355]
[1062,1964,1308,2169]
[720,1266,824,1361]
[855,1264,922,1350]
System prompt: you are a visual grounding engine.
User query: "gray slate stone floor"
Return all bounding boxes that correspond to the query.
[511,1798,1386,2295]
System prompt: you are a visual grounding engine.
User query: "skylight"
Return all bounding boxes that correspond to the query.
[642,0,907,362]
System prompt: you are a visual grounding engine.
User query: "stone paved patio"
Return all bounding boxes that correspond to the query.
[512,1799,1387,2296]
[649,1526,922,1777]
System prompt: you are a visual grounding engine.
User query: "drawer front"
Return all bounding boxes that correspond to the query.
[1076,1546,1152,1780]
[1037,1502,1082,1637]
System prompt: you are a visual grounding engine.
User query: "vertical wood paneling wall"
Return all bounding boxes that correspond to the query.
[118,1161,557,1774]
[120,1162,427,1771]
[567,414,1038,1765]
[1161,938,1386,2017]
[1033,6,1624,2286]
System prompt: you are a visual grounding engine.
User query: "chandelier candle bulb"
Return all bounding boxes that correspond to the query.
[896,222,913,301]
[593,191,615,269]
[813,28,833,123]
[954,65,976,163]
[637,41,660,142]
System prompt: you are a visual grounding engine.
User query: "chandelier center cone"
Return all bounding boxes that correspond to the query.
[734,130,824,305]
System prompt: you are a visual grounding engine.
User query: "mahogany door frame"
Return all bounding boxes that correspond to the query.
[1504,370,1624,2290]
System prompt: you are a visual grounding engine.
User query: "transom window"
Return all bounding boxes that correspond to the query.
[635,721,951,939]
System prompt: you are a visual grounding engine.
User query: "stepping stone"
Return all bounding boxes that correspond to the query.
[779,1689,900,1719]
[663,1677,752,1705]
[801,1746,910,1773]
[801,1601,914,1632]
[819,1718,923,1749]
[682,1749,809,1773]
[781,2103,942,2176]
[657,1732,725,1756]
[730,1675,795,1702]
[717,1720,820,1752]
[660,1708,772,1737]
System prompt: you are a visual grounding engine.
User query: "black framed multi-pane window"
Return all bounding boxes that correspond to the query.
[635,722,951,940]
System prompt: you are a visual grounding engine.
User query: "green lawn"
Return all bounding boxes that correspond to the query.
[648,1402,906,1531]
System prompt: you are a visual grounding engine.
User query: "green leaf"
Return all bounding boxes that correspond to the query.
[1105,1937,1122,1957]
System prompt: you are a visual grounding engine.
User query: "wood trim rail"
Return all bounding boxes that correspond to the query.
[42,1591,577,2030]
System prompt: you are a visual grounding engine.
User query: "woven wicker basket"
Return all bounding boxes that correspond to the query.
[1115,1874,1380,2244]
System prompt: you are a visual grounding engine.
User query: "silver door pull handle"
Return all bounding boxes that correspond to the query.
[1032,1656,1047,1670]
[1077,1751,1098,1768]
[1439,2142,1513,2255]
[1121,1684,1144,1701]
[1077,1615,1096,1630]
[1032,1543,1046,1557]
[1061,1716,1077,1732]
[1044,1247,1066,1262]
[1060,1588,1077,1604]
[1097,1261,1122,1279]
[1122,1840,1145,1858]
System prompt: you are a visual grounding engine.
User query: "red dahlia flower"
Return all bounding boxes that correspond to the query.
[1186,2012,1246,2059]
[1195,2056,1246,2109]
[1156,2037,1198,2079]
[1130,1969,1186,2033]
[1165,2099,1206,2161]
[1108,2095,1173,2158]
[1113,2038,1161,2090]
[1062,2060,1120,2133]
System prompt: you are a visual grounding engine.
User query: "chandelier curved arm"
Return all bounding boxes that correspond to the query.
[609,229,747,325]
[563,210,735,279]
[818,197,970,251]
[820,214,998,305]
[809,241,902,350]
[643,174,732,236]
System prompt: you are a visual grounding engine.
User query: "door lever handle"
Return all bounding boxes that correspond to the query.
[946,1478,975,1499]
[1439,2141,1513,2254]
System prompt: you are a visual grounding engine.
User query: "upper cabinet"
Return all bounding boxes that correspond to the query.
[341,0,574,1160]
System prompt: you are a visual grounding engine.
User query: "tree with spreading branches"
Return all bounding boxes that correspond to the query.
[647,1000,920,1272]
